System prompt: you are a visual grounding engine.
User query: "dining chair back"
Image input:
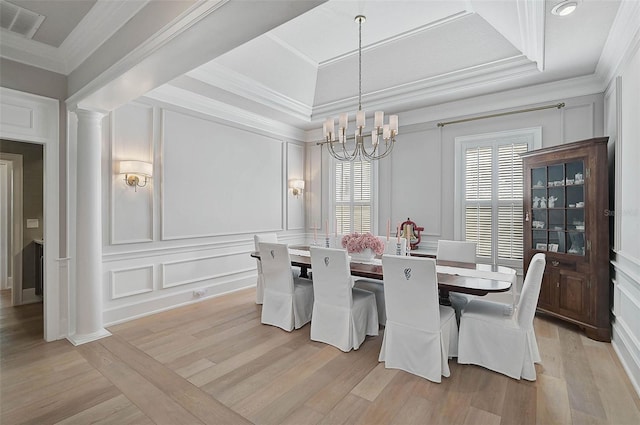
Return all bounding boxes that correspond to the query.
[254,233,279,304]
[309,247,379,351]
[259,242,313,332]
[437,240,477,263]
[379,255,459,382]
[353,236,407,326]
[457,253,546,380]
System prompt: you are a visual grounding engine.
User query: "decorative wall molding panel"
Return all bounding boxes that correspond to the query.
[611,251,640,397]
[110,265,154,299]
[161,251,255,289]
[287,142,305,230]
[110,102,154,244]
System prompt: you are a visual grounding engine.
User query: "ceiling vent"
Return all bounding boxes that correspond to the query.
[0,0,45,39]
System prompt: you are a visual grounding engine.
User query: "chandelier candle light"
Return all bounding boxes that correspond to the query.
[318,15,398,161]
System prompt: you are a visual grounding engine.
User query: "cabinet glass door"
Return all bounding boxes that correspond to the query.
[530,161,584,255]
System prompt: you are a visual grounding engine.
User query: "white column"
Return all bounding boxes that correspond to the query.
[68,109,111,345]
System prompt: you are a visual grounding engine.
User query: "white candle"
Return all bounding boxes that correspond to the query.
[314,223,317,241]
[334,219,338,237]
[356,110,365,129]
[386,219,390,241]
[325,220,328,238]
[339,113,348,131]
[397,223,401,243]
[374,111,384,129]
[389,115,398,134]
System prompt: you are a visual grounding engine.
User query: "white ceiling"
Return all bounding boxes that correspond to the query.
[0,0,624,130]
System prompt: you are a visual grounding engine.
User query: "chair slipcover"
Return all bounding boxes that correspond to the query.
[254,233,279,304]
[457,253,546,380]
[309,247,379,351]
[259,242,314,332]
[379,255,459,383]
[354,237,407,326]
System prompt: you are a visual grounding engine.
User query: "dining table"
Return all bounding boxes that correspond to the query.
[251,246,515,305]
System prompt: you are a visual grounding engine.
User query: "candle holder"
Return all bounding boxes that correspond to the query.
[325,237,330,248]
[395,242,403,255]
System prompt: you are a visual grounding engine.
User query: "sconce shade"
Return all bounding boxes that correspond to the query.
[118,160,152,177]
[291,180,305,191]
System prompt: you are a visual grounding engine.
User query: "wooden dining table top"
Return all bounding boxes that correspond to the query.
[252,247,513,297]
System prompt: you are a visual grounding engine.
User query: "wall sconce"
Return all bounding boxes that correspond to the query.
[118,160,152,191]
[289,179,305,197]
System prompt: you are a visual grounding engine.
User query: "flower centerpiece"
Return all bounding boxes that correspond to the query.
[341,232,385,262]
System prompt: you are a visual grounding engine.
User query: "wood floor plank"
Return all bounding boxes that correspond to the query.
[54,394,153,425]
[77,340,206,425]
[469,365,508,416]
[280,404,326,425]
[536,335,565,379]
[500,379,537,425]
[390,395,436,424]
[584,343,640,424]
[318,394,371,425]
[463,406,501,425]
[536,374,572,425]
[98,334,252,425]
[558,325,607,419]
[354,371,420,425]
[350,363,399,402]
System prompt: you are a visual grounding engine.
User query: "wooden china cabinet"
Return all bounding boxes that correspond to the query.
[522,137,610,341]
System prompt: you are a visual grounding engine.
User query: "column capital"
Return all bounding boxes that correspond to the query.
[73,107,108,122]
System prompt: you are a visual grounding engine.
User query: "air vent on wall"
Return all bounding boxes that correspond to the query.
[0,0,45,39]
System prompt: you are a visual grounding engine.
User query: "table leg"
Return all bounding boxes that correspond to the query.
[439,289,452,306]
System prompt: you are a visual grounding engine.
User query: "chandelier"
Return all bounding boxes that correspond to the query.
[317,15,398,162]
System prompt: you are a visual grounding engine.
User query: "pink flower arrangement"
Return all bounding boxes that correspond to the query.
[341,232,385,255]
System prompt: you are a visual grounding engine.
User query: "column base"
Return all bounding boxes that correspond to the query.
[67,328,112,346]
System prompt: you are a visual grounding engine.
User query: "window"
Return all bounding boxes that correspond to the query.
[456,128,540,265]
[333,160,373,234]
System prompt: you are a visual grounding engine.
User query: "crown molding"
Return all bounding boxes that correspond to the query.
[596,0,640,88]
[311,55,538,119]
[516,0,545,71]
[266,33,318,68]
[0,0,149,75]
[60,0,150,74]
[187,63,312,122]
[144,84,306,141]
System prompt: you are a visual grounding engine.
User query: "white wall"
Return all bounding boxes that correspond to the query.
[101,100,306,325]
[607,34,640,397]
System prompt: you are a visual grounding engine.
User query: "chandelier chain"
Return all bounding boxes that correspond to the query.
[358,17,362,112]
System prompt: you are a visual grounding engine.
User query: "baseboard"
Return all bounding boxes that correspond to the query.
[612,320,640,398]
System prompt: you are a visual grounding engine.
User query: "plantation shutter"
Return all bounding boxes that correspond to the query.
[335,160,372,234]
[463,141,528,262]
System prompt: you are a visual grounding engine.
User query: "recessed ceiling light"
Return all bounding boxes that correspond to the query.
[551,1,578,16]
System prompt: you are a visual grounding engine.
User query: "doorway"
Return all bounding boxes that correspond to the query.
[1,142,43,308]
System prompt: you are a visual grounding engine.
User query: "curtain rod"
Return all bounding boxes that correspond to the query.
[436,102,565,127]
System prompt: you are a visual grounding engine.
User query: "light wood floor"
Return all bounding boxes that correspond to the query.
[2,288,639,425]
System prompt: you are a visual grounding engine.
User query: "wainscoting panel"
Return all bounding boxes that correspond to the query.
[287,142,305,230]
[611,251,640,397]
[110,102,154,244]
[161,109,283,240]
[161,250,255,289]
[110,265,154,299]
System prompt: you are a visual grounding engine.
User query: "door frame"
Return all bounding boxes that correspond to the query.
[0,154,23,304]
[0,87,60,341]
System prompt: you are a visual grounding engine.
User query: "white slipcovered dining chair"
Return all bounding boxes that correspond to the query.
[354,237,407,326]
[309,247,379,351]
[259,242,314,332]
[254,233,279,304]
[379,255,458,383]
[457,253,546,380]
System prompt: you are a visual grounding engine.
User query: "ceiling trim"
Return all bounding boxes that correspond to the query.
[0,0,150,75]
[144,85,306,141]
[187,63,313,121]
[60,0,150,74]
[595,0,640,89]
[312,55,539,119]
[319,10,473,68]
[266,33,318,67]
[516,0,545,71]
